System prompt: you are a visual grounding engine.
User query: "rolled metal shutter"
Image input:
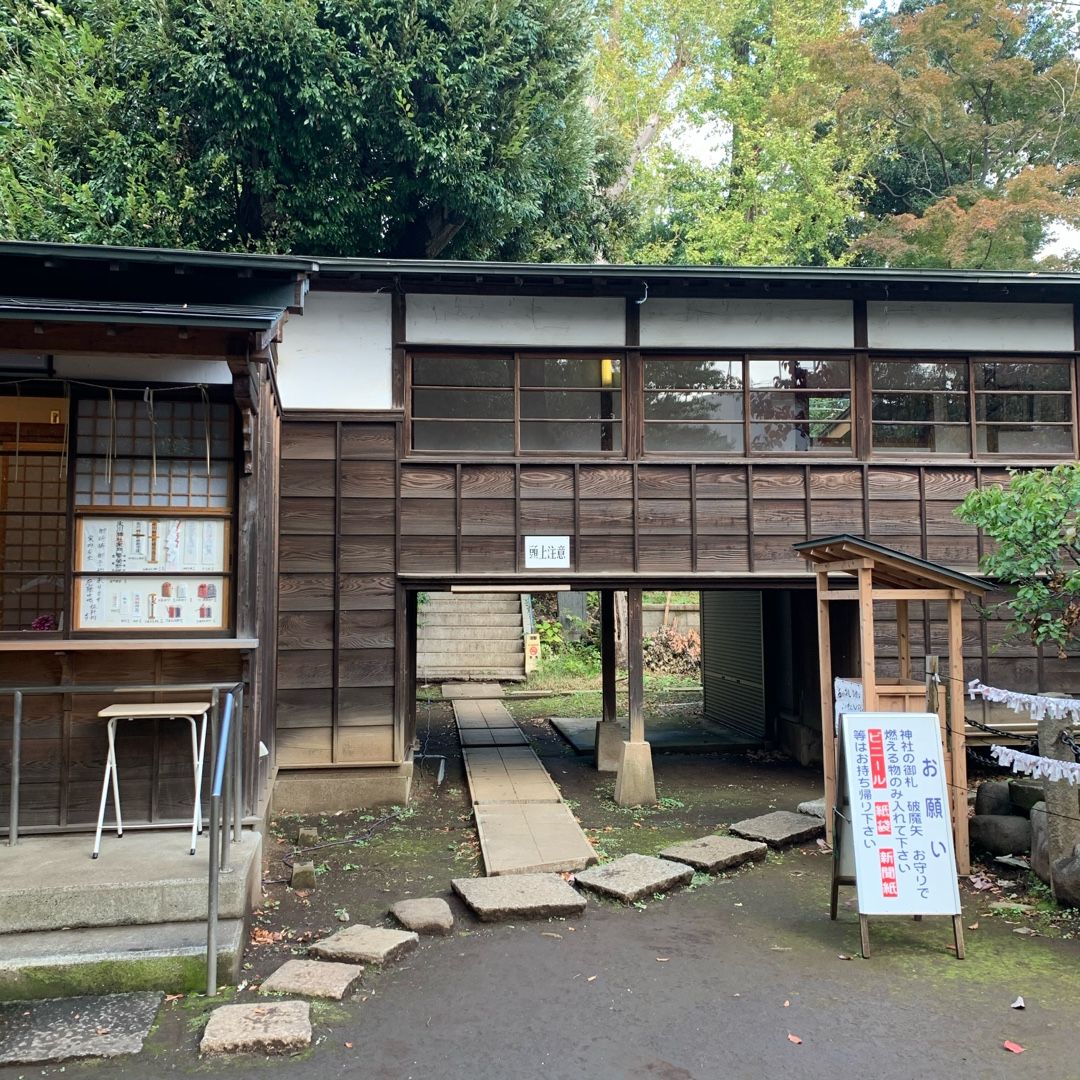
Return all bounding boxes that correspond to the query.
[701,590,767,741]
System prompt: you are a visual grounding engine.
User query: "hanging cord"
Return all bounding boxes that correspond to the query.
[144,387,157,490]
[199,384,211,479]
[58,381,70,481]
[12,383,21,484]
[106,388,116,484]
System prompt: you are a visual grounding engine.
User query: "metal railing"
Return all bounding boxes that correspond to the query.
[2,679,245,996]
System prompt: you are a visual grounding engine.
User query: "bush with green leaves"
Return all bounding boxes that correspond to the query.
[956,464,1080,657]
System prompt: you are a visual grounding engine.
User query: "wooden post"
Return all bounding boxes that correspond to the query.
[601,590,617,726]
[857,566,876,711]
[896,599,911,682]
[627,588,644,744]
[947,596,970,875]
[816,570,836,843]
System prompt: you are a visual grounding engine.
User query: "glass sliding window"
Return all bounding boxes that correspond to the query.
[747,358,851,453]
[411,354,515,452]
[409,353,621,454]
[0,394,68,631]
[644,356,744,453]
[871,360,970,453]
[974,360,1074,455]
[519,355,621,452]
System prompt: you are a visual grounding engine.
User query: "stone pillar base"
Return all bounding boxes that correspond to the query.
[614,740,656,807]
[595,721,623,772]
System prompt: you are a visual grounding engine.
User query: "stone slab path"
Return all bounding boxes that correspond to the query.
[550,716,757,755]
[729,811,826,847]
[451,694,596,877]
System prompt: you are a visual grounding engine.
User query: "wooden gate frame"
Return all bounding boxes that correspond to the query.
[794,535,986,875]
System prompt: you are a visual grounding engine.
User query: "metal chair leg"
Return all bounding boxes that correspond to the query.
[92,736,113,859]
[108,718,123,839]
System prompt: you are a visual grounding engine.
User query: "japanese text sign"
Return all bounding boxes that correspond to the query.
[839,712,961,917]
[523,535,571,569]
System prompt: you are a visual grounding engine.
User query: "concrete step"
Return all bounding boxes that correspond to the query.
[0,919,245,1001]
[420,625,522,641]
[0,831,261,933]
[422,599,521,613]
[419,668,526,682]
[420,613,523,627]
[419,644,524,659]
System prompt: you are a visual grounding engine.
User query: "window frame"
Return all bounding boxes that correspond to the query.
[407,349,627,458]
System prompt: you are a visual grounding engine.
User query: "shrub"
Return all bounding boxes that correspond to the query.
[643,625,701,677]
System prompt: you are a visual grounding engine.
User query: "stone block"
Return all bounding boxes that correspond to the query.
[594,721,623,773]
[797,798,826,819]
[390,898,454,935]
[309,924,418,965]
[1031,802,1050,884]
[200,1001,311,1056]
[0,992,161,1065]
[1008,779,1045,816]
[1051,843,1080,908]
[659,835,767,874]
[259,960,363,1000]
[974,780,1012,817]
[452,874,586,922]
[297,826,319,847]
[575,854,693,903]
[290,861,316,891]
[969,814,1031,857]
[728,811,825,848]
[613,740,656,807]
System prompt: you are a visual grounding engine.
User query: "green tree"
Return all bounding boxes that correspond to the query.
[0,0,608,259]
[956,465,1080,657]
[838,0,1080,268]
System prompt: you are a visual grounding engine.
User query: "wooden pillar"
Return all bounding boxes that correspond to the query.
[601,590,617,726]
[896,599,911,681]
[948,594,970,875]
[857,566,877,711]
[627,588,644,743]
[816,570,837,843]
[614,587,655,805]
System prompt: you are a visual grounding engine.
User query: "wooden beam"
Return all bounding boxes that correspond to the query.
[857,566,877,711]
[896,599,911,681]
[816,570,837,845]
[627,587,644,743]
[601,590,617,726]
[948,597,971,875]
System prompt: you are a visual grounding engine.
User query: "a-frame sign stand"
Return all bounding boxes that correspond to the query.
[830,712,965,960]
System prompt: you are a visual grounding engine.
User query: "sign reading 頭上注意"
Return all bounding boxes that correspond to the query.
[523,535,571,569]
[837,711,961,917]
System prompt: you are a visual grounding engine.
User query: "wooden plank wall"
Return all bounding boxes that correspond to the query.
[397,462,993,577]
[0,649,245,829]
[277,419,401,766]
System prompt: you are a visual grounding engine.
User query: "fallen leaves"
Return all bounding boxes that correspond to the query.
[656,957,669,963]
[344,1042,354,1049]
[968,921,979,931]
[787,1033,803,1045]
[250,927,283,946]
[95,1027,110,1036]
[837,954,854,961]
[1003,1041,1025,1054]
[540,932,562,939]
[587,975,597,982]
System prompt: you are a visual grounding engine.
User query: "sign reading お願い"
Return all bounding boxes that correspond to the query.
[831,711,964,959]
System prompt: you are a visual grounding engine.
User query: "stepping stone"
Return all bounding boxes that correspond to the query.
[452,873,586,922]
[260,959,363,1000]
[575,854,693,903]
[0,992,162,1065]
[309,924,419,965]
[443,683,503,699]
[659,835,767,873]
[797,798,826,819]
[391,897,454,935]
[728,811,825,847]
[200,1000,311,1056]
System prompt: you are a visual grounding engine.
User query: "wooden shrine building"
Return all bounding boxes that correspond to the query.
[1,242,1079,837]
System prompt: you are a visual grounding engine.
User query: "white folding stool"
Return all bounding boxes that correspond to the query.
[92,702,211,859]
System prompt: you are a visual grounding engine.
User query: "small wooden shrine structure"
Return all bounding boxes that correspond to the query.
[794,535,986,874]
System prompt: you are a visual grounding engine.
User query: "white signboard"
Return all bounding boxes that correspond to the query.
[76,575,227,630]
[838,712,961,917]
[523,535,571,569]
[834,676,864,735]
[78,517,227,574]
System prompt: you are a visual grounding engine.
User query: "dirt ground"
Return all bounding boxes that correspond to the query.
[7,690,1079,1079]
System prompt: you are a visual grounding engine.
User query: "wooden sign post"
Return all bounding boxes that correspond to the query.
[830,711,965,959]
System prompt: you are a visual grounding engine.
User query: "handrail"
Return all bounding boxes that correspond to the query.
[207,684,243,997]
[5,680,244,846]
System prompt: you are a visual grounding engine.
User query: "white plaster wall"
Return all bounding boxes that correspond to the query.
[406,294,625,347]
[54,354,232,384]
[868,301,1074,352]
[277,291,392,410]
[640,299,854,349]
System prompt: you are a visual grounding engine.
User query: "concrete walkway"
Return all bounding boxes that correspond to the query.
[446,685,596,877]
